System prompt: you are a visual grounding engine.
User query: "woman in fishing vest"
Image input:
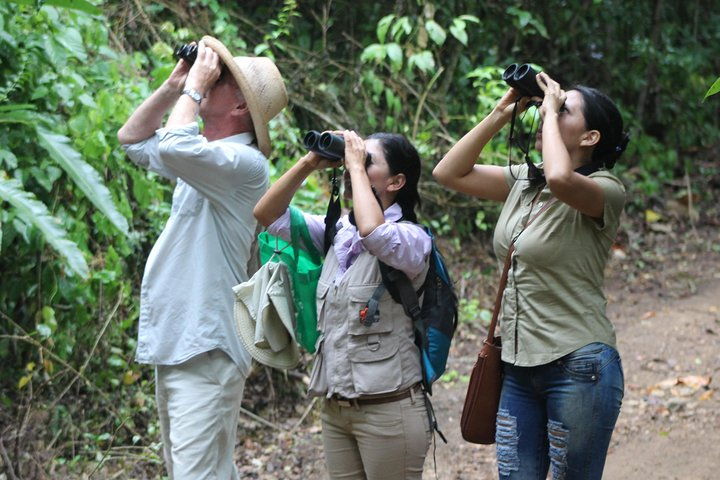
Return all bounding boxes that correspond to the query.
[254,130,431,479]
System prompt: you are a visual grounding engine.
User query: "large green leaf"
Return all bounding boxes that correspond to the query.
[8,0,101,15]
[0,175,88,278]
[0,105,43,126]
[37,128,129,236]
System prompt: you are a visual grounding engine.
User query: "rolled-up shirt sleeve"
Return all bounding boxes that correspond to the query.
[156,126,265,202]
[123,124,267,205]
[123,133,177,181]
[362,222,431,279]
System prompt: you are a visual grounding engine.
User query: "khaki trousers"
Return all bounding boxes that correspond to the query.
[155,349,247,480]
[320,390,431,480]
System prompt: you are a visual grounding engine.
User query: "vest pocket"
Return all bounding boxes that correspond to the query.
[316,280,332,332]
[307,337,328,396]
[348,334,401,394]
[347,284,394,335]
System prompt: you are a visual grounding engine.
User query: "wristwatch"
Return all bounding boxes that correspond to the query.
[181,88,202,104]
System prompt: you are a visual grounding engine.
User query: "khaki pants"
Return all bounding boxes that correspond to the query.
[320,390,431,480]
[155,349,247,480]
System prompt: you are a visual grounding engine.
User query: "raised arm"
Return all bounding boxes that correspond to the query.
[254,151,340,227]
[117,58,190,145]
[433,88,531,202]
[535,72,606,219]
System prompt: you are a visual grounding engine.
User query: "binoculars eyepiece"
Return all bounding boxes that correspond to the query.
[303,131,345,161]
[174,44,198,65]
[502,63,543,99]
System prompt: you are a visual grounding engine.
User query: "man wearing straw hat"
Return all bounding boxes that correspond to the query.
[118,36,287,479]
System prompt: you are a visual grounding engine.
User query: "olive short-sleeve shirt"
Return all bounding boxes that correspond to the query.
[492,164,625,366]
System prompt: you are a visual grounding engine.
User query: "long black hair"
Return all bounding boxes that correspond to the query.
[367,132,422,223]
[572,85,630,169]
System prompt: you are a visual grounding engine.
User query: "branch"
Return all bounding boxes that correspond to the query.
[0,435,19,480]
[47,291,124,412]
[0,309,142,441]
[412,67,444,141]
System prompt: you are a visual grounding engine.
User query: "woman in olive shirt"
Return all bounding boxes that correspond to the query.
[434,71,629,479]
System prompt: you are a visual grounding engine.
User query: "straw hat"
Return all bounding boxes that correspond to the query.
[202,35,288,157]
[233,260,300,370]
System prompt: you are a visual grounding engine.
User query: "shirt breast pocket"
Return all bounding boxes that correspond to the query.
[171,181,205,217]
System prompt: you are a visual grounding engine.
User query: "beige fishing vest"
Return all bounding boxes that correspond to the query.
[308,246,428,399]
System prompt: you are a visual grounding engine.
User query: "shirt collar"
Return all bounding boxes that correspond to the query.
[224,131,257,146]
[383,203,403,222]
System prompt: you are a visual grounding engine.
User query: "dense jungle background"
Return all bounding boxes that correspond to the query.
[1,0,719,478]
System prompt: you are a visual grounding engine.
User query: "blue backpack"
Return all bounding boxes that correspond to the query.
[374,226,458,395]
[361,226,457,389]
[360,226,457,442]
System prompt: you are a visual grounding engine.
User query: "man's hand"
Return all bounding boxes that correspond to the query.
[166,57,191,93]
[184,40,222,96]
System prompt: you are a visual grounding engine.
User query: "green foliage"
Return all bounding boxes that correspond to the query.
[459,297,492,328]
[0,0,718,476]
[8,0,101,15]
[0,175,88,278]
[0,2,165,476]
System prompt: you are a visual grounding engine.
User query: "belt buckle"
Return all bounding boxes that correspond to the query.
[336,399,352,408]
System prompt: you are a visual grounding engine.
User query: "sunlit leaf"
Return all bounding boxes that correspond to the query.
[123,370,140,385]
[390,16,411,41]
[425,20,446,46]
[386,43,403,70]
[449,19,468,46]
[18,375,31,390]
[377,14,394,43]
[704,77,720,100]
[37,323,52,339]
[408,51,435,73]
[361,44,386,63]
[645,209,662,223]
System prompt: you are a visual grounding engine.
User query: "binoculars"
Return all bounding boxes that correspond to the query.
[303,130,345,161]
[502,63,543,98]
[174,43,198,65]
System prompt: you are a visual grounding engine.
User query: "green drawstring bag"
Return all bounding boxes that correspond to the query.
[258,206,323,353]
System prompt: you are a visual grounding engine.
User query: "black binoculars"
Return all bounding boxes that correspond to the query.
[502,63,543,99]
[174,43,198,65]
[303,130,345,161]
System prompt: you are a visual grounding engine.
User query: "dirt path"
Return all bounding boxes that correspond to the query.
[236,235,720,479]
[423,267,720,479]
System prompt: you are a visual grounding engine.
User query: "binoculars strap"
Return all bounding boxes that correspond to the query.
[323,168,342,255]
[507,101,544,186]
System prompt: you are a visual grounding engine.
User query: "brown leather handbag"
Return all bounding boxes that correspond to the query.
[460,196,556,444]
[459,244,512,444]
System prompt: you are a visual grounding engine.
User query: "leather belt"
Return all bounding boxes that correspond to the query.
[329,384,421,407]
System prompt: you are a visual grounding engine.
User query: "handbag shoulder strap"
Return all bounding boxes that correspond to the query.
[485,196,556,342]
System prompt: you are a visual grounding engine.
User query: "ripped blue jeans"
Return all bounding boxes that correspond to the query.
[496,342,624,480]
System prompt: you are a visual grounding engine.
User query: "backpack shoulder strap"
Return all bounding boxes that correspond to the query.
[378,262,423,324]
